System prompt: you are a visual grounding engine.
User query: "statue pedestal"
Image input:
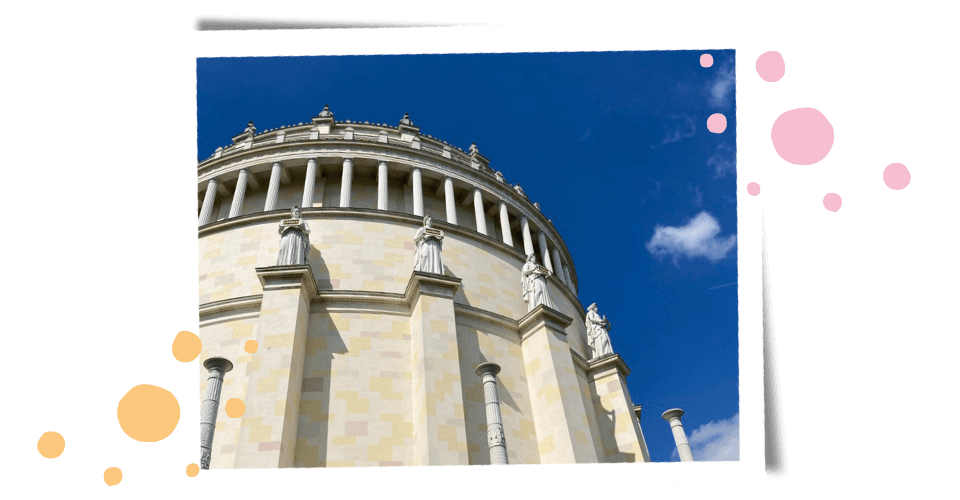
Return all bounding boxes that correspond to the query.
[574,353,651,463]
[233,265,317,468]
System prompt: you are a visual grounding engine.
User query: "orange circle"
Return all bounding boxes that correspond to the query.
[225,398,245,418]
[103,467,122,486]
[186,463,200,477]
[37,431,65,458]
[117,384,181,442]
[172,331,202,362]
[244,340,258,353]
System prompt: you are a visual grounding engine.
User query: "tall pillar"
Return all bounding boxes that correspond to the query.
[559,260,570,288]
[473,188,487,236]
[340,157,354,208]
[520,216,535,257]
[662,408,694,462]
[411,168,424,216]
[302,158,318,208]
[264,162,282,211]
[476,362,508,465]
[537,232,553,272]
[198,178,219,226]
[498,201,514,247]
[550,247,566,284]
[443,176,457,224]
[229,169,249,218]
[377,160,389,210]
[200,357,233,469]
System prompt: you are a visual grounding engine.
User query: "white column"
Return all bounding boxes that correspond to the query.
[443,176,457,224]
[476,363,508,465]
[200,357,233,469]
[473,188,487,235]
[550,247,566,284]
[559,260,570,288]
[302,158,318,208]
[340,157,354,208]
[198,178,219,226]
[537,232,553,272]
[377,161,389,210]
[228,169,248,218]
[498,201,514,247]
[264,162,282,211]
[662,409,694,462]
[411,168,424,216]
[520,216,535,257]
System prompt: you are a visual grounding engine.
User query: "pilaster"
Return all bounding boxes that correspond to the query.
[577,353,651,463]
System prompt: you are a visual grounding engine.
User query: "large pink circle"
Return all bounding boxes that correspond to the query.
[823,193,842,212]
[756,51,785,82]
[747,182,761,196]
[771,108,834,165]
[700,54,714,68]
[707,113,727,134]
[883,163,911,190]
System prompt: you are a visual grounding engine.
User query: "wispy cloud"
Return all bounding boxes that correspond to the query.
[706,60,735,109]
[661,115,697,144]
[708,142,737,178]
[671,413,740,461]
[646,211,736,264]
[688,184,703,207]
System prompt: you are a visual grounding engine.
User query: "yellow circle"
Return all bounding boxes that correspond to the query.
[186,463,200,477]
[37,431,65,459]
[117,385,181,442]
[172,331,202,362]
[104,467,122,486]
[225,398,245,418]
[244,340,258,354]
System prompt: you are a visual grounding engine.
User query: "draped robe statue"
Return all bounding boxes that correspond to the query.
[413,215,444,275]
[277,206,311,265]
[586,303,614,359]
[521,254,555,312]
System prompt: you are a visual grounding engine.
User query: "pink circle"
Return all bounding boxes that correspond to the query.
[700,54,714,68]
[747,182,761,196]
[707,113,727,134]
[771,108,834,165]
[756,51,785,82]
[883,163,911,190]
[823,193,842,212]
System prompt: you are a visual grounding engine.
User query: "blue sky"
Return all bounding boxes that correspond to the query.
[198,50,739,463]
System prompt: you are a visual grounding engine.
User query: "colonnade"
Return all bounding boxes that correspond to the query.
[198,156,578,292]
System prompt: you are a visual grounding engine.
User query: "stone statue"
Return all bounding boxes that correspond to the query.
[400,112,414,126]
[469,142,479,155]
[586,303,614,359]
[514,184,527,198]
[244,121,256,135]
[413,215,444,275]
[277,206,311,265]
[319,104,332,117]
[521,254,555,312]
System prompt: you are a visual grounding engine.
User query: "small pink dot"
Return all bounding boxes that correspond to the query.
[823,193,842,212]
[883,163,911,190]
[747,182,761,196]
[771,108,834,165]
[707,113,727,133]
[700,54,714,68]
[756,51,785,82]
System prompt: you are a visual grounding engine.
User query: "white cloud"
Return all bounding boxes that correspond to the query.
[706,62,735,109]
[708,142,736,178]
[661,115,696,144]
[684,412,740,461]
[646,211,736,264]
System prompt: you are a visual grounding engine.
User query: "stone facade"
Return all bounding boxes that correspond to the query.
[197,110,649,467]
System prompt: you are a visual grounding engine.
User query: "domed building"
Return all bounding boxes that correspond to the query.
[196,107,651,468]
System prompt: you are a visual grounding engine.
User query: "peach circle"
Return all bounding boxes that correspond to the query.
[771,108,834,165]
[104,467,122,486]
[225,398,245,418]
[117,384,181,442]
[747,182,761,196]
[172,331,202,362]
[756,51,785,82]
[823,193,842,212]
[37,431,65,459]
[700,54,714,67]
[186,463,200,477]
[707,113,727,133]
[883,163,911,190]
[244,340,258,354]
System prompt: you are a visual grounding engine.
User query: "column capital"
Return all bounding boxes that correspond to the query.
[255,264,319,299]
[475,362,502,377]
[661,408,685,422]
[518,304,573,342]
[203,357,234,373]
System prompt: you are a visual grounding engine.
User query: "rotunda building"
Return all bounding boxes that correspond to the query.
[197,107,651,468]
